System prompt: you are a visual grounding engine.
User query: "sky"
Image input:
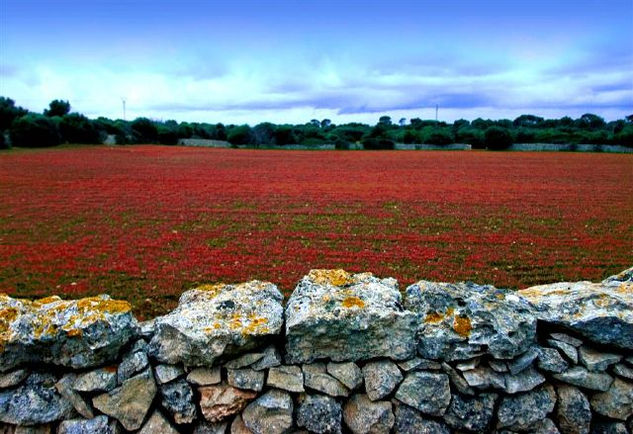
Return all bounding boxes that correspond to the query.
[1,0,632,125]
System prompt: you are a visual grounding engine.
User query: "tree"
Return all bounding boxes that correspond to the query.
[0,97,28,130]
[576,113,605,130]
[227,125,254,145]
[274,126,296,146]
[131,117,158,143]
[59,113,102,144]
[513,114,544,128]
[378,116,392,126]
[484,126,513,150]
[398,118,407,127]
[321,119,331,129]
[10,114,61,147]
[44,100,71,117]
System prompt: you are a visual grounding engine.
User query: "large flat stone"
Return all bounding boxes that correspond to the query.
[519,276,633,350]
[405,281,536,360]
[148,281,284,366]
[0,372,73,425]
[92,369,157,431]
[0,294,138,371]
[285,270,417,363]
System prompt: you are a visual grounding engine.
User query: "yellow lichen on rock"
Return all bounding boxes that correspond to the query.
[453,316,472,337]
[308,269,356,287]
[424,311,445,324]
[195,283,227,298]
[341,296,365,309]
[75,297,131,315]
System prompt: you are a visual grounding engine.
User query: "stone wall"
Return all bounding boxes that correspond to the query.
[1,267,632,434]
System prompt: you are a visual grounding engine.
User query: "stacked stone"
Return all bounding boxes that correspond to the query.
[0,267,631,433]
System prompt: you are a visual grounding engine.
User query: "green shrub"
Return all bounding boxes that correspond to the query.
[484,127,513,150]
[227,125,254,145]
[615,125,633,147]
[157,126,178,145]
[59,114,102,144]
[361,138,395,150]
[131,117,158,143]
[10,114,61,147]
[423,130,454,146]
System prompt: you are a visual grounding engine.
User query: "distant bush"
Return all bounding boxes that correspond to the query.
[227,125,254,145]
[423,130,454,146]
[0,97,28,130]
[615,125,633,147]
[59,114,103,144]
[157,126,178,145]
[131,118,158,143]
[484,127,513,150]
[44,100,71,117]
[10,114,61,147]
[0,131,7,149]
[362,138,395,150]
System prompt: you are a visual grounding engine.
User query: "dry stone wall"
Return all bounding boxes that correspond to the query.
[1,267,632,434]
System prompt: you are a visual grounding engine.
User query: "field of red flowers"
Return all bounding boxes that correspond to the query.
[1,145,631,318]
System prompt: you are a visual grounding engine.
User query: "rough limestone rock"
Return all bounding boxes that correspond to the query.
[0,372,73,425]
[531,418,561,434]
[251,345,282,371]
[198,384,256,423]
[504,366,546,394]
[553,367,613,392]
[590,377,633,421]
[362,360,403,401]
[496,384,557,431]
[536,347,569,373]
[92,369,157,431]
[397,357,441,372]
[285,270,417,363]
[303,363,349,397]
[73,367,117,393]
[393,402,450,434]
[155,364,185,384]
[159,378,197,424]
[297,394,342,434]
[441,362,475,396]
[0,370,28,389]
[547,339,578,364]
[405,281,536,361]
[327,362,363,390]
[613,363,633,380]
[139,410,179,434]
[394,371,451,416]
[556,385,591,434]
[187,367,221,386]
[0,294,138,371]
[55,373,94,419]
[443,392,497,432]
[519,278,633,350]
[603,266,633,284]
[149,281,284,366]
[578,346,621,371]
[192,421,229,434]
[117,343,149,383]
[462,367,505,390]
[343,394,394,434]
[227,368,265,392]
[242,389,294,434]
[267,365,305,393]
[591,422,628,434]
[57,416,113,434]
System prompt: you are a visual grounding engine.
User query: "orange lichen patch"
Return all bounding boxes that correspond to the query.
[519,287,570,298]
[446,307,455,316]
[308,269,355,287]
[341,296,365,309]
[242,315,269,335]
[593,294,611,308]
[67,328,82,338]
[76,297,131,315]
[425,311,445,323]
[104,365,118,373]
[36,296,62,305]
[196,283,227,298]
[0,307,19,324]
[453,316,472,337]
[615,282,632,294]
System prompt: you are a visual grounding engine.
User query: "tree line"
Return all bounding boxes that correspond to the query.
[1,97,632,150]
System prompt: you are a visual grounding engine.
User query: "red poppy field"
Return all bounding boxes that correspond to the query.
[1,145,631,318]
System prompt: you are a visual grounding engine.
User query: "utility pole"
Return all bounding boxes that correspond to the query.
[435,104,439,122]
[121,98,127,121]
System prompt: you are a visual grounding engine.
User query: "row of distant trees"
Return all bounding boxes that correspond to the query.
[1,96,632,150]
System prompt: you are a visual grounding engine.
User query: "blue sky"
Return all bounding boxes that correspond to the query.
[1,0,632,124]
